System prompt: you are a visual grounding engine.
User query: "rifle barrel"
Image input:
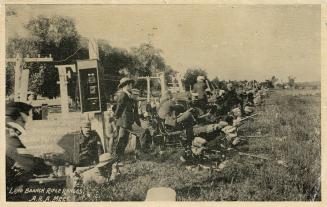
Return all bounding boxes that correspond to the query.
[240,135,269,138]
[239,152,269,160]
[239,113,258,122]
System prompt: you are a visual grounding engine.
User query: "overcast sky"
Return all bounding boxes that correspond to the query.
[6,4,321,82]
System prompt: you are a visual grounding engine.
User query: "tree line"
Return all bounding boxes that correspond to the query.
[6,14,185,100]
[6,13,287,101]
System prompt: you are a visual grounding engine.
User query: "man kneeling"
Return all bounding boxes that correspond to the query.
[157,91,196,161]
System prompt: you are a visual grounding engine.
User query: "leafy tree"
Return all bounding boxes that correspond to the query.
[28,62,46,95]
[131,43,166,76]
[131,43,180,95]
[24,15,81,98]
[6,14,176,100]
[6,37,39,58]
[6,64,15,96]
[41,64,60,98]
[98,42,173,96]
[6,15,82,98]
[183,67,208,91]
[97,39,135,97]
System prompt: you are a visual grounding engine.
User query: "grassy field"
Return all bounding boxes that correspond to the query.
[76,89,321,201]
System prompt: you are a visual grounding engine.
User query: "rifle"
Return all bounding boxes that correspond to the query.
[238,152,269,160]
[240,113,258,121]
[239,135,270,139]
[234,113,257,127]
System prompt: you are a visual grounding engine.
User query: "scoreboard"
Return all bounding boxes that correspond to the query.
[76,59,106,113]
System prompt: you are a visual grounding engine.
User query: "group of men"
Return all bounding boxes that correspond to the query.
[154,75,268,163]
[76,77,155,182]
[5,75,268,194]
[105,75,267,164]
[73,75,268,178]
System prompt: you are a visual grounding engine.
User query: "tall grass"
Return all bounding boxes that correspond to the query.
[76,89,321,201]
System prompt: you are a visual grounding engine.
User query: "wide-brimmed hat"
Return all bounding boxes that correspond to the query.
[97,153,116,168]
[118,77,134,89]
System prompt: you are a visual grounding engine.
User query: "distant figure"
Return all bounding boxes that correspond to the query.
[222,83,242,115]
[78,120,104,167]
[193,76,208,111]
[244,92,255,115]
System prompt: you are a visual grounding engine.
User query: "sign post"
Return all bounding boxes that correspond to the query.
[14,55,22,101]
[20,69,30,103]
[77,39,109,153]
[146,76,151,102]
[159,73,166,94]
[176,72,185,92]
[56,64,76,117]
[6,54,53,102]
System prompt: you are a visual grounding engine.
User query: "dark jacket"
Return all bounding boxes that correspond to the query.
[79,130,103,167]
[157,98,194,128]
[6,125,51,187]
[193,81,207,100]
[114,91,140,129]
[223,89,242,112]
[6,126,34,172]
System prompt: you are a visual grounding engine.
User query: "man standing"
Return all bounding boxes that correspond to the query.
[114,78,141,163]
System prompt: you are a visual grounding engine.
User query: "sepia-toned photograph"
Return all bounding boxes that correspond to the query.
[4,3,322,202]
